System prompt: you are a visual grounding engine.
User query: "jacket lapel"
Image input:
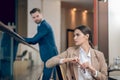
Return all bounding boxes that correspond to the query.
[72,47,80,57]
[72,48,100,80]
[91,49,99,71]
[72,47,80,80]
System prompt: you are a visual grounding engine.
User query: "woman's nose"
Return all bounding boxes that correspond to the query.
[74,36,77,40]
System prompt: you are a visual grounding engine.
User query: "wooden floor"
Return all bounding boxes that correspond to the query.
[13,60,43,80]
[13,43,44,80]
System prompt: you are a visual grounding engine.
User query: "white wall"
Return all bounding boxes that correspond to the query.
[27,0,61,52]
[27,0,42,50]
[42,0,61,52]
[109,0,120,65]
[27,0,42,37]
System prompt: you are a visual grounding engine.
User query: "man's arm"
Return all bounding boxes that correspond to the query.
[25,23,49,44]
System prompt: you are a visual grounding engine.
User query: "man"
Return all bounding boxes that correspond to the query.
[24,8,58,80]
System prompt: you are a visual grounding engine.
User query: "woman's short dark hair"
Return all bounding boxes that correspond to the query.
[74,25,94,48]
[30,8,41,14]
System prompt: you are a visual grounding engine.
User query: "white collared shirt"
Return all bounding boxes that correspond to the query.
[78,47,93,80]
[37,19,44,26]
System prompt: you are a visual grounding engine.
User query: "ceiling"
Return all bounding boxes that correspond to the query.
[61,0,93,11]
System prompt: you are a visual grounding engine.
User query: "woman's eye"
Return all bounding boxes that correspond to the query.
[76,33,80,36]
[74,33,80,37]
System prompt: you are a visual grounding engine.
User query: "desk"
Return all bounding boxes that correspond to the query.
[108,68,120,80]
[108,69,120,73]
[109,76,120,80]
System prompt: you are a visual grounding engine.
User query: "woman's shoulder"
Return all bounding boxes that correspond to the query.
[92,48,104,57]
[67,46,79,51]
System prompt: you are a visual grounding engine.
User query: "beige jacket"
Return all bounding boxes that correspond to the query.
[46,46,108,80]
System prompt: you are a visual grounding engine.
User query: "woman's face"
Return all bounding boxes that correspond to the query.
[74,29,88,46]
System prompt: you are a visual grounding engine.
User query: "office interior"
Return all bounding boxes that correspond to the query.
[0,0,120,80]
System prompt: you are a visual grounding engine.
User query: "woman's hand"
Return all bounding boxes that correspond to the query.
[63,57,79,64]
[80,62,89,69]
[80,62,96,75]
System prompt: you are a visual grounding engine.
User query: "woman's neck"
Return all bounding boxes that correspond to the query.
[80,43,91,54]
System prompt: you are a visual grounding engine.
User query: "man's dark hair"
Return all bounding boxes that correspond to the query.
[30,8,41,14]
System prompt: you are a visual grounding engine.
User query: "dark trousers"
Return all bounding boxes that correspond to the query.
[42,66,56,80]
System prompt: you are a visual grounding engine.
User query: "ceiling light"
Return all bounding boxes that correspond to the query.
[73,8,77,12]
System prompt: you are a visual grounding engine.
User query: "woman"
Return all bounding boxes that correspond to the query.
[46,25,107,80]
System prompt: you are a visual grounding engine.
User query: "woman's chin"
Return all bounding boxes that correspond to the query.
[75,43,78,46]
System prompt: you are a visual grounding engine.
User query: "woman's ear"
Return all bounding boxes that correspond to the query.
[85,34,89,39]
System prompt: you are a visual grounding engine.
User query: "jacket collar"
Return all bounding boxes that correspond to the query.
[73,47,98,68]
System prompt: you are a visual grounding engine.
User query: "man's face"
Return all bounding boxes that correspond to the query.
[31,11,42,24]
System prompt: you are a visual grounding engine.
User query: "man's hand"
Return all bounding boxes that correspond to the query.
[0,21,14,31]
[0,21,5,26]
